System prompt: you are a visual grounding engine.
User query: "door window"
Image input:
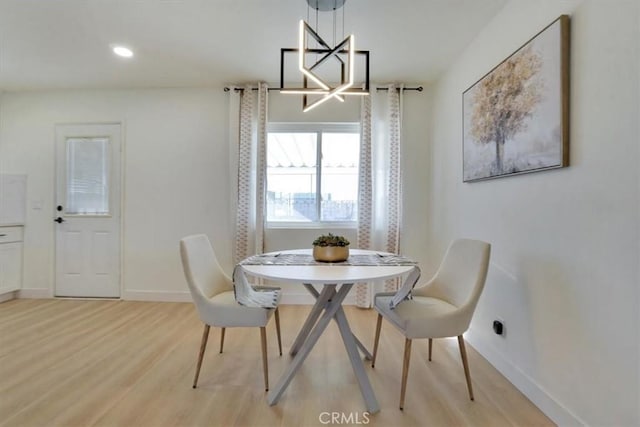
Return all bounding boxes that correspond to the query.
[65,137,110,215]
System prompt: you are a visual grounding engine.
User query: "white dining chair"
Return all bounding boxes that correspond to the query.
[371,238,491,409]
[180,234,282,391]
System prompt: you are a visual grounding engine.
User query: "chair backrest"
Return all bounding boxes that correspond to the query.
[180,234,233,314]
[417,239,491,311]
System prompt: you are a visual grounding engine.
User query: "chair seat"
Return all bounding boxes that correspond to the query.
[202,290,281,328]
[374,295,464,339]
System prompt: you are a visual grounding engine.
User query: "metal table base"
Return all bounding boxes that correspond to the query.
[266,283,379,414]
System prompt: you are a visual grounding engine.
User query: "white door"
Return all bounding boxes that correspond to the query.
[55,124,121,298]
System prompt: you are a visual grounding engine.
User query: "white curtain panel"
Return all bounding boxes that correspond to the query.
[255,83,268,255]
[383,83,403,291]
[354,84,404,307]
[354,94,373,307]
[233,82,268,264]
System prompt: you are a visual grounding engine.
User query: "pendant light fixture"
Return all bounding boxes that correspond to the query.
[280,0,370,112]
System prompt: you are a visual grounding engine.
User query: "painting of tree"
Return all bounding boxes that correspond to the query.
[463,15,570,182]
[470,45,542,175]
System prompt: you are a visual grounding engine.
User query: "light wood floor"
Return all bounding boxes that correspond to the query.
[0,299,553,427]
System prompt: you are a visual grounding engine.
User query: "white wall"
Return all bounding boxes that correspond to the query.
[0,88,233,301]
[428,0,639,425]
[0,86,430,304]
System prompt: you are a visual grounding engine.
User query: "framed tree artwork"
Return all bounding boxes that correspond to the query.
[463,15,570,182]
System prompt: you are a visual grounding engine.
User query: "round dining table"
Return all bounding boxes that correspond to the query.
[240,249,415,414]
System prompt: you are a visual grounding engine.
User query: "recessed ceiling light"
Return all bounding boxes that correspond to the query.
[112,46,134,58]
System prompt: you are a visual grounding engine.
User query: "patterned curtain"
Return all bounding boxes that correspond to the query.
[384,83,403,291]
[354,94,373,307]
[233,82,268,264]
[354,83,404,307]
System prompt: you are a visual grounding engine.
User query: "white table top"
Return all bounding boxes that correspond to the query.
[241,249,415,285]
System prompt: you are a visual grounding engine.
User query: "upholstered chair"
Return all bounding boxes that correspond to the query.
[371,239,491,409]
[180,234,282,391]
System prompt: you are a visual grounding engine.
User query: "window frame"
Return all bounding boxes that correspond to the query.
[266,122,360,229]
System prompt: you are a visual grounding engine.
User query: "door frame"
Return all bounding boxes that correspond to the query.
[53,121,125,299]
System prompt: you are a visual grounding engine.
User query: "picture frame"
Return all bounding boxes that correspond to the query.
[463,15,570,182]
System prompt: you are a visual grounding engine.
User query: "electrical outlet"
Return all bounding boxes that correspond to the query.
[493,319,505,337]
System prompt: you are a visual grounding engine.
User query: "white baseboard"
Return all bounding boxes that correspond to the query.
[122,291,355,305]
[17,288,52,299]
[466,330,584,426]
[14,288,354,306]
[122,290,193,302]
[0,291,17,303]
[280,293,356,305]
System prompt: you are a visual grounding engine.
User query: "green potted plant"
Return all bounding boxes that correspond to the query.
[312,233,350,262]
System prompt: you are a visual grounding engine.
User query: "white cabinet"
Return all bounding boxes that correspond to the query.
[0,226,23,294]
[0,175,26,295]
[0,174,27,225]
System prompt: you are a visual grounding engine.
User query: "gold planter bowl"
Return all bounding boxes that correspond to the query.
[313,245,350,262]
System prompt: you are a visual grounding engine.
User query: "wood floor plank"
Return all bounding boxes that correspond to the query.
[0,299,554,427]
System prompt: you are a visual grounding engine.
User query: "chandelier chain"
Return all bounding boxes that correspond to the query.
[342,1,345,40]
[333,0,336,47]
[306,3,309,49]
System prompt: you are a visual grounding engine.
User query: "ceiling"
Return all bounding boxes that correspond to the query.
[0,0,507,91]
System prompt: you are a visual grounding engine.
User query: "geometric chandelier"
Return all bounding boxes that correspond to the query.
[279,0,370,112]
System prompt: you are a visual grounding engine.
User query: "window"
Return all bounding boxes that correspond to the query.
[267,123,360,226]
[66,137,110,215]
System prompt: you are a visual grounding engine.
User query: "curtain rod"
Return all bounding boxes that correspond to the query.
[376,86,423,92]
[224,87,280,92]
[223,86,423,92]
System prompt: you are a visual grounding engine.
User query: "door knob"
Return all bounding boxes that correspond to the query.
[54,217,65,223]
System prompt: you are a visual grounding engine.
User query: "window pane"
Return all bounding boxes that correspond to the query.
[321,133,359,221]
[267,133,318,222]
[66,137,110,215]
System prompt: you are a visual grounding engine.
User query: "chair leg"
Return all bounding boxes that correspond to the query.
[400,338,412,410]
[428,338,433,361]
[457,335,474,401]
[260,326,269,391]
[371,313,383,368]
[193,324,211,388]
[275,308,283,356]
[219,327,226,354]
